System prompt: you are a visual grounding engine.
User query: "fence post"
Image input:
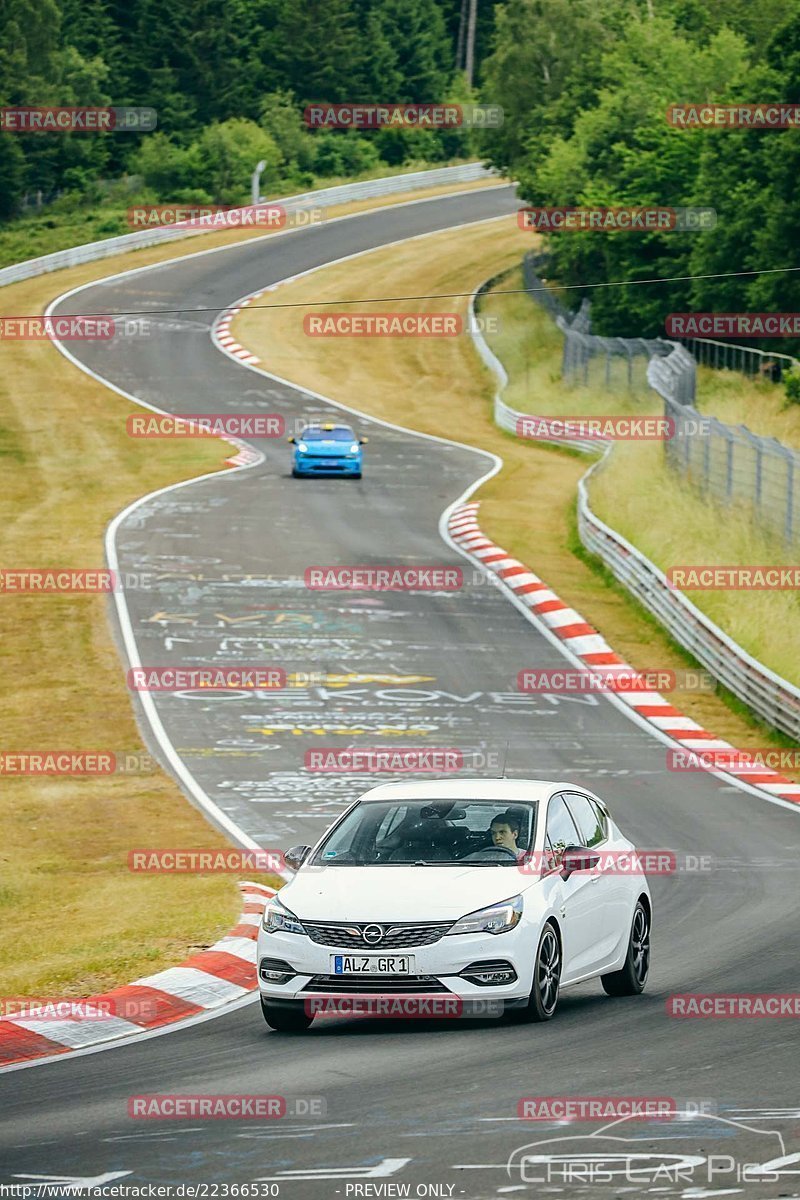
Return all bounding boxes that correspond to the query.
[755,440,763,510]
[786,451,795,544]
[725,430,734,500]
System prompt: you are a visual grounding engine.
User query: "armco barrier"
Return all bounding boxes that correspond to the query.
[470,278,800,740]
[577,459,800,741]
[0,163,493,289]
[470,278,603,456]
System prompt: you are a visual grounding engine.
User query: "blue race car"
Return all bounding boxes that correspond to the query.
[288,422,367,478]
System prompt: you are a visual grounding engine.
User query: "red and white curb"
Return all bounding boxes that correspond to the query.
[223,437,262,468]
[449,502,800,806]
[0,882,274,1068]
[214,297,270,468]
[214,297,263,466]
[211,277,304,374]
[215,298,261,366]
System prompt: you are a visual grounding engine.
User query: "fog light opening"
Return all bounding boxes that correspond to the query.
[460,960,517,987]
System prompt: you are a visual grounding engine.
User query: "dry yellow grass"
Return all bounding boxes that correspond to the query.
[695,364,800,449]
[590,445,800,685]
[0,177,495,996]
[233,217,798,770]
[484,272,800,692]
[0,340,254,996]
[481,274,662,422]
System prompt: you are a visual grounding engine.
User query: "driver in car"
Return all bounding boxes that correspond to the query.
[490,812,521,855]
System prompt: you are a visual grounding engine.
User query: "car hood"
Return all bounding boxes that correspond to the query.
[278,865,527,922]
[298,440,353,456]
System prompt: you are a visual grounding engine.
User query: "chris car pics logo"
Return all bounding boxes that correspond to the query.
[506,1114,798,1186]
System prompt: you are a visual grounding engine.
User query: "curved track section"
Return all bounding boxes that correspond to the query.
[1,188,798,1197]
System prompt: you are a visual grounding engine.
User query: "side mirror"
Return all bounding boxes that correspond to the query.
[359,437,368,444]
[560,845,600,880]
[287,436,295,443]
[284,844,311,872]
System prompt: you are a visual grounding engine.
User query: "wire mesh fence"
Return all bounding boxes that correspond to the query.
[522,253,677,397]
[523,252,800,546]
[655,351,800,546]
[682,336,796,384]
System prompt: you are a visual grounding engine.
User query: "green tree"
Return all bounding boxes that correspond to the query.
[131,131,203,196]
[194,118,282,203]
[478,0,617,171]
[312,130,381,176]
[0,133,25,218]
[265,0,368,102]
[259,90,317,177]
[371,0,454,100]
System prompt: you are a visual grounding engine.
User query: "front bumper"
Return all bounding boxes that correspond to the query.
[256,926,534,1005]
[294,454,361,475]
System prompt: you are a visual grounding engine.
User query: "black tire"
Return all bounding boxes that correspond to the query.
[508,922,561,1023]
[260,997,314,1032]
[352,472,362,479]
[602,900,650,996]
[291,468,300,478]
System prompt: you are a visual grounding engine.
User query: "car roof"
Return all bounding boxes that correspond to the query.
[353,779,580,804]
[303,422,353,432]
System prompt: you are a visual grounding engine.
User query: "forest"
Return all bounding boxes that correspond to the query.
[1,0,799,343]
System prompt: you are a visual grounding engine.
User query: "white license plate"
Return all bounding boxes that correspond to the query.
[331,955,415,975]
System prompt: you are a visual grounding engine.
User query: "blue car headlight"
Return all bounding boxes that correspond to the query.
[296,441,308,453]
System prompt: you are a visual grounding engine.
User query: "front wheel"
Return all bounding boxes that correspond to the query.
[602,900,650,996]
[508,923,561,1023]
[260,997,314,1032]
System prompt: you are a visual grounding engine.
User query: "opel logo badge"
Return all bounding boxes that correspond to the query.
[362,924,384,945]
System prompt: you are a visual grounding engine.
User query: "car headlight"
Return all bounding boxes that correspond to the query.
[349,443,359,454]
[446,895,523,936]
[261,896,307,935]
[297,441,308,453]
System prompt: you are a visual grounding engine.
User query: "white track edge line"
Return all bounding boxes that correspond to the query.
[218,235,800,819]
[1,190,513,1074]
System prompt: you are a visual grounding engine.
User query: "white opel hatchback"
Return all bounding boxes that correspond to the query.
[257,779,652,1031]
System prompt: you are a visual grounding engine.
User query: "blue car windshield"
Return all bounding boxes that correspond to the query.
[302,428,355,441]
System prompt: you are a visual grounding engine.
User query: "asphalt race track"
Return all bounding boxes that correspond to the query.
[2,187,799,1198]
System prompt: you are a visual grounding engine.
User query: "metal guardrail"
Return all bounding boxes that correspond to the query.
[0,163,494,289]
[494,393,603,455]
[577,457,800,741]
[472,271,800,739]
[471,275,601,454]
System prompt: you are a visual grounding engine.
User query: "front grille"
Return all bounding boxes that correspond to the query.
[304,921,452,949]
[303,974,450,994]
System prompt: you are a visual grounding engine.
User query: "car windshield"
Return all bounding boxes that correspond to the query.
[310,799,537,866]
[302,427,355,441]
